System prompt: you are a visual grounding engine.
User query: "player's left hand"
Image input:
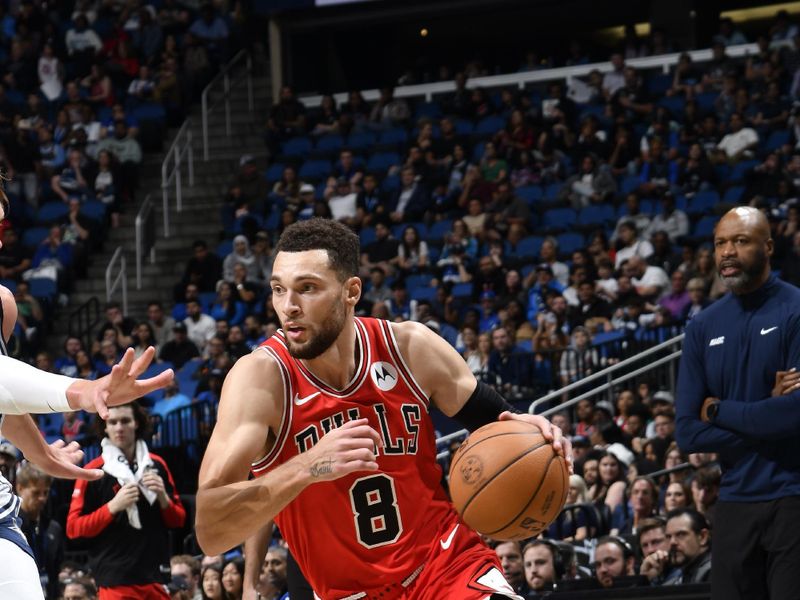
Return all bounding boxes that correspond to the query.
[33,439,104,481]
[498,411,573,473]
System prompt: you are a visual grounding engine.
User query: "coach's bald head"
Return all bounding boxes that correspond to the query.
[714,207,773,295]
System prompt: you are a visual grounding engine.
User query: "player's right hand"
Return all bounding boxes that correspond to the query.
[303,418,382,483]
[773,368,800,397]
[107,482,140,514]
[640,550,669,581]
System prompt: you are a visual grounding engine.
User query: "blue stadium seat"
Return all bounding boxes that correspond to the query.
[658,96,685,117]
[298,159,332,180]
[694,216,718,237]
[451,282,473,300]
[511,236,543,259]
[382,174,400,192]
[556,232,585,255]
[36,202,69,225]
[366,152,400,174]
[453,119,474,135]
[475,115,505,135]
[471,142,486,162]
[729,159,759,182]
[265,162,286,183]
[722,186,745,204]
[516,185,543,205]
[542,208,577,231]
[177,358,203,397]
[577,205,615,227]
[0,279,16,293]
[426,219,453,244]
[315,134,344,154]
[695,92,717,114]
[687,190,720,216]
[405,274,433,290]
[359,227,376,247]
[620,175,641,196]
[414,102,442,119]
[216,239,233,259]
[647,74,673,95]
[346,131,377,151]
[765,130,790,152]
[198,292,216,312]
[378,128,408,146]
[543,182,563,201]
[282,136,312,158]
[29,278,57,300]
[80,200,107,222]
[132,103,166,123]
[22,227,49,249]
[409,287,437,302]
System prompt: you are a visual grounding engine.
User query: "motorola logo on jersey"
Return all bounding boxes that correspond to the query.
[371,361,398,391]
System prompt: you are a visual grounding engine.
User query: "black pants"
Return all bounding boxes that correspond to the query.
[713,496,800,600]
[287,549,314,600]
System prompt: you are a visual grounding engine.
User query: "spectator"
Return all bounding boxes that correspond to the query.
[593,536,636,588]
[523,540,561,595]
[147,301,176,350]
[65,14,102,76]
[637,516,670,561]
[691,467,721,525]
[66,402,186,598]
[611,476,659,536]
[625,256,670,301]
[265,86,306,155]
[369,86,410,128]
[128,65,156,102]
[256,547,289,600]
[0,228,31,281]
[37,43,63,102]
[159,322,200,369]
[559,326,600,386]
[222,235,260,283]
[152,380,192,419]
[96,120,142,196]
[537,237,569,286]
[646,193,689,242]
[62,409,88,441]
[184,299,217,351]
[189,3,229,61]
[210,282,246,327]
[62,577,98,600]
[201,563,226,600]
[176,240,223,299]
[560,155,616,209]
[232,155,269,212]
[715,112,759,162]
[17,463,65,600]
[495,541,528,597]
[222,557,244,599]
[714,17,748,47]
[648,231,682,276]
[659,270,691,320]
[641,508,711,585]
[326,177,358,227]
[389,167,429,223]
[51,149,92,203]
[361,266,392,307]
[567,281,613,331]
[664,481,692,513]
[360,221,400,278]
[488,325,533,398]
[590,450,627,510]
[55,336,83,376]
[602,53,626,97]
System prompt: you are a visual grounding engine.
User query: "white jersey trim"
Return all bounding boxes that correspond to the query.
[251,346,293,473]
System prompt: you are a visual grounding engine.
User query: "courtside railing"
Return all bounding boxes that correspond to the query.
[299,43,758,107]
[435,334,685,462]
[161,119,195,237]
[135,193,156,290]
[105,246,128,316]
[201,49,254,160]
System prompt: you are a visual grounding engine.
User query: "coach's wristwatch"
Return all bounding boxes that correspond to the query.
[702,399,721,423]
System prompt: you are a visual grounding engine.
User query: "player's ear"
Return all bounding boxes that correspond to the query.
[345,276,361,306]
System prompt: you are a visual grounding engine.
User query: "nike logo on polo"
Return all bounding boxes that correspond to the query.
[293,392,321,406]
[761,327,778,335]
[440,524,459,550]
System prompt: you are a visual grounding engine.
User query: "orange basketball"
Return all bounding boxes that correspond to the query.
[448,420,569,541]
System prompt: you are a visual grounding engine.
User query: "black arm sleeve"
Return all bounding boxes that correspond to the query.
[452,382,521,432]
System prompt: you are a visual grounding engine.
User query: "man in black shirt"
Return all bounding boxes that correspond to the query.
[175,240,222,300]
[359,222,399,277]
[159,322,200,369]
[0,228,31,280]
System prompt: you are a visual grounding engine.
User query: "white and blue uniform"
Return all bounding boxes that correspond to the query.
[0,301,44,600]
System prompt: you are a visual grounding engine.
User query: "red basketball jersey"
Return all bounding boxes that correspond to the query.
[253,317,457,599]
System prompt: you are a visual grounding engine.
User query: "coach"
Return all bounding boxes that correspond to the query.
[676,206,800,600]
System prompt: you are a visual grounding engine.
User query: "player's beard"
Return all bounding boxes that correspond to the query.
[718,246,768,293]
[285,299,347,360]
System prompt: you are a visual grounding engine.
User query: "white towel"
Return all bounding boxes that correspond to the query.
[101,438,157,529]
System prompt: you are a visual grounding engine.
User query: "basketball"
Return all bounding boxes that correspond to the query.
[448,420,569,541]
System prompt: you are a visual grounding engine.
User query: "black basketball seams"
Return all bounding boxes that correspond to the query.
[449,427,544,475]
[459,440,550,521]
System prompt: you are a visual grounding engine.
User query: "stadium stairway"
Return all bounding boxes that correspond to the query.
[49,53,272,344]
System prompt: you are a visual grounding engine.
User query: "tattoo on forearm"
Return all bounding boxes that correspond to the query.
[310,458,333,478]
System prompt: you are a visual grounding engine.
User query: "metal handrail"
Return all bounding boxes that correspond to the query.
[299,42,759,107]
[160,119,195,237]
[201,49,254,160]
[68,296,101,353]
[529,333,685,414]
[135,193,156,290]
[105,246,128,316]
[434,333,685,460]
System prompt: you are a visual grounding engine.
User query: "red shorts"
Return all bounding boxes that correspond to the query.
[99,583,169,600]
[329,513,523,600]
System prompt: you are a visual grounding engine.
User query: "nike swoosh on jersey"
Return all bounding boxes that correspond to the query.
[440,524,459,550]
[761,327,778,335]
[293,392,321,406]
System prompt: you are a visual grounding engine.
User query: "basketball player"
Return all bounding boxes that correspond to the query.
[0,190,173,599]
[196,219,571,600]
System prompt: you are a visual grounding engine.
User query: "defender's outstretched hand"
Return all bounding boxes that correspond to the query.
[67,347,174,418]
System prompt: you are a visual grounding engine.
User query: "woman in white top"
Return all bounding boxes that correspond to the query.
[38,44,63,102]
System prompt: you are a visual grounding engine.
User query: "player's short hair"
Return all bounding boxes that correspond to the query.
[276,218,360,281]
[16,463,52,488]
